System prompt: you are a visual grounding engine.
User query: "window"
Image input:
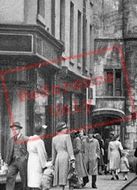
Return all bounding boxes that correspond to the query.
[90,25,93,72]
[70,2,74,57]
[105,69,123,96]
[51,0,55,36]
[60,0,65,41]
[77,11,82,65]
[37,0,45,18]
[83,19,87,73]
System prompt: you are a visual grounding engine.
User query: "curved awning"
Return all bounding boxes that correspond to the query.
[92,108,125,119]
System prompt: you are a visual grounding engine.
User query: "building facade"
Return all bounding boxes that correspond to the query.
[0,0,94,159]
[92,0,137,149]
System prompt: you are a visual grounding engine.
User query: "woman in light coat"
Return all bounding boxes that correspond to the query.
[52,122,75,190]
[27,125,48,190]
[108,135,123,180]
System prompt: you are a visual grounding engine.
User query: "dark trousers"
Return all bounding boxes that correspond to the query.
[6,158,27,190]
[92,175,97,186]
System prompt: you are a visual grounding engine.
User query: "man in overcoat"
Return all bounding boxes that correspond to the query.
[88,130,100,189]
[5,122,28,190]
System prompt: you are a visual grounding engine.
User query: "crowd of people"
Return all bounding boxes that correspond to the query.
[4,121,131,190]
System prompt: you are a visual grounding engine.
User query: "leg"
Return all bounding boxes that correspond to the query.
[18,159,28,190]
[60,185,65,190]
[111,170,115,180]
[6,162,18,190]
[92,175,97,189]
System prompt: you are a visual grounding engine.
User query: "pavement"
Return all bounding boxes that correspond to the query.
[51,172,137,190]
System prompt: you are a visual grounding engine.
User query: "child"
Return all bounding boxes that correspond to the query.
[41,161,54,190]
[120,151,130,180]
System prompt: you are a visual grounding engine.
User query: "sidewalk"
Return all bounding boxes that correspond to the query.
[51,172,137,190]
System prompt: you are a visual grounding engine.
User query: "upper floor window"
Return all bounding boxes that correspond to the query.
[105,69,123,96]
[37,0,45,18]
[70,2,74,57]
[60,0,65,41]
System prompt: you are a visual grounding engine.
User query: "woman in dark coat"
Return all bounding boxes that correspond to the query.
[73,131,88,187]
[52,122,75,190]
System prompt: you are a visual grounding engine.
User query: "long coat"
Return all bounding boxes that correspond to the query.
[108,140,123,170]
[81,135,89,169]
[73,136,88,178]
[88,138,100,175]
[27,135,47,188]
[52,133,75,186]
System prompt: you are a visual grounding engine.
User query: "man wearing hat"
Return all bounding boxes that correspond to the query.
[5,122,28,190]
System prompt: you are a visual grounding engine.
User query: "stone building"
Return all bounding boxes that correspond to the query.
[92,0,137,149]
[0,0,94,158]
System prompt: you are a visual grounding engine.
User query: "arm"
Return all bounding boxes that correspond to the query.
[73,138,81,154]
[96,140,100,159]
[37,140,47,169]
[66,134,75,161]
[52,138,57,166]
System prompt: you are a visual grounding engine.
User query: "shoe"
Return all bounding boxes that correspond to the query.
[115,175,119,180]
[111,177,115,180]
[124,177,128,180]
[92,184,97,189]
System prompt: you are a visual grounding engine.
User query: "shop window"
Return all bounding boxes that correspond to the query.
[105,69,123,96]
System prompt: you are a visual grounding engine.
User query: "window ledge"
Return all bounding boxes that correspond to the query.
[37,14,46,27]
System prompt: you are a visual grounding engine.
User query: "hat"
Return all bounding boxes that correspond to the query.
[10,122,23,129]
[56,122,67,132]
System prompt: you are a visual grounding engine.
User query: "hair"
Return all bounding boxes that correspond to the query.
[34,125,42,135]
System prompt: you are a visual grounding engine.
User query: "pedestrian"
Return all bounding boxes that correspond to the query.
[5,122,28,190]
[94,133,105,175]
[27,125,48,190]
[52,121,75,190]
[79,129,89,186]
[120,150,130,180]
[87,129,100,189]
[108,134,123,180]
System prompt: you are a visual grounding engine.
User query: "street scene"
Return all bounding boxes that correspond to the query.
[0,0,137,189]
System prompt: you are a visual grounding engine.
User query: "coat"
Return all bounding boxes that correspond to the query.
[73,136,88,178]
[81,135,89,169]
[108,140,123,170]
[88,138,100,175]
[27,135,47,188]
[120,157,129,173]
[5,134,28,165]
[52,133,75,186]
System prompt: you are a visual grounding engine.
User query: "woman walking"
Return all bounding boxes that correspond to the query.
[52,122,75,190]
[108,135,123,180]
[27,125,48,190]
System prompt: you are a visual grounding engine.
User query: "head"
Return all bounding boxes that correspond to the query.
[88,129,94,139]
[113,134,120,141]
[34,125,43,135]
[122,151,128,157]
[56,121,68,133]
[10,122,22,136]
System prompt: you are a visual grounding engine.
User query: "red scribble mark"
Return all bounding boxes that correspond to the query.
[0,45,136,142]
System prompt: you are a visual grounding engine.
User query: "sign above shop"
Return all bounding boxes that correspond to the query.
[0,33,33,53]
